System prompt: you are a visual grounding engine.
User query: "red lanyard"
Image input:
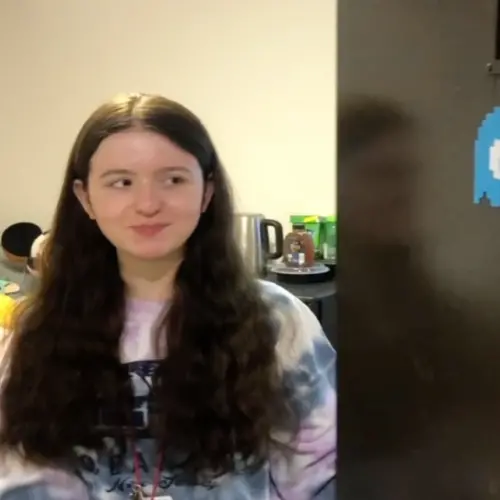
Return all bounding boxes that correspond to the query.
[131,442,164,500]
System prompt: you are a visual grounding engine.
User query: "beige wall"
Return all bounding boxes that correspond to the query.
[0,0,336,233]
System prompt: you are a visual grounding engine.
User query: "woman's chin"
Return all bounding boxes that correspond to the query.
[124,244,181,262]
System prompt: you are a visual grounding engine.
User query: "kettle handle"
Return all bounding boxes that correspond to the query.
[262,219,284,260]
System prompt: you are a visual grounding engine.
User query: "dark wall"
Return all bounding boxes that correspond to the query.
[338,1,500,499]
[338,0,499,321]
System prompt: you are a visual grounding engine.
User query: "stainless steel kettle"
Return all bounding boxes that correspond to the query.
[234,213,284,276]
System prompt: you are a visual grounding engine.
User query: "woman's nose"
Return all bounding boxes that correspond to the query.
[134,183,162,216]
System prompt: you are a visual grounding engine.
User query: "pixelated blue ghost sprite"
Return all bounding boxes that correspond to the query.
[474,107,500,206]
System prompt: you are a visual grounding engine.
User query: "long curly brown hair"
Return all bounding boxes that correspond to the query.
[0,94,294,478]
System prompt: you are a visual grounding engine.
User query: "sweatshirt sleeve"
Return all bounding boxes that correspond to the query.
[0,307,91,500]
[264,283,336,500]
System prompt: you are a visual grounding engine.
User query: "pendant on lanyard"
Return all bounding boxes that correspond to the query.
[130,483,145,500]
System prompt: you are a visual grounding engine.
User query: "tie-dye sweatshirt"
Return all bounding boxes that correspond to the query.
[0,281,336,499]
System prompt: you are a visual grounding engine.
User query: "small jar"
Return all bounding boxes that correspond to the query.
[283,224,315,268]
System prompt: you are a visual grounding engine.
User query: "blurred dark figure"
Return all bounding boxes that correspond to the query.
[337,95,500,499]
[338,94,438,458]
[338,94,417,248]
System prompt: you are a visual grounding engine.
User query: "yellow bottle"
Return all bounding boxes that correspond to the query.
[0,294,16,329]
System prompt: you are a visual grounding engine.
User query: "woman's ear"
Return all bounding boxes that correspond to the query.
[201,180,214,213]
[73,180,96,220]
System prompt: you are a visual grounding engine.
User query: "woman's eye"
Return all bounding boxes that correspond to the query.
[110,178,132,188]
[165,176,185,185]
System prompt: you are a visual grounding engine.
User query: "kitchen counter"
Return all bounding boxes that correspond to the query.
[0,261,33,297]
[264,273,336,301]
[0,261,24,281]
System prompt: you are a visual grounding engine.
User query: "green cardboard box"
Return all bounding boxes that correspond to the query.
[322,215,336,260]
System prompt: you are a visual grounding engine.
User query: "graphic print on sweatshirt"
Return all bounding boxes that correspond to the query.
[74,360,268,499]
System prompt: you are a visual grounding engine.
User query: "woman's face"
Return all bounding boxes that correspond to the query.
[74,128,212,261]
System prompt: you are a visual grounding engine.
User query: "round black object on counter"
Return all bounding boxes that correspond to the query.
[270,263,332,285]
[1,222,42,264]
[275,271,330,285]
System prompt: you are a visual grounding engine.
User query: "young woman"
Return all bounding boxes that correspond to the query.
[0,93,336,499]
